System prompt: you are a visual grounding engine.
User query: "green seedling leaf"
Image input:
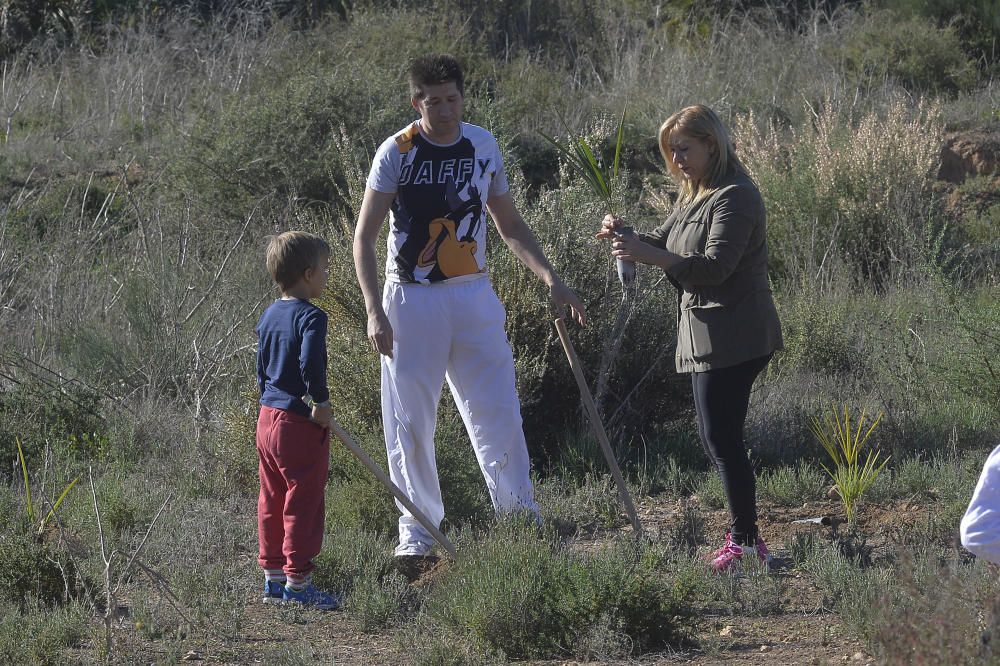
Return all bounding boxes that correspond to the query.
[16,436,35,525]
[40,477,79,534]
[613,103,627,186]
[538,105,628,216]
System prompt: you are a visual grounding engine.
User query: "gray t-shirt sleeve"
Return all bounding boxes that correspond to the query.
[366,135,401,193]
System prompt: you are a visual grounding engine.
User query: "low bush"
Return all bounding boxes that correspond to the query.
[830,9,978,95]
[0,597,88,665]
[692,471,727,511]
[804,542,891,643]
[871,552,1000,664]
[0,531,75,608]
[0,384,109,474]
[535,472,625,535]
[413,520,696,660]
[758,460,827,507]
[312,528,417,632]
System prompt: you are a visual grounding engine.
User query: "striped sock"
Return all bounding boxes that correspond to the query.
[264,569,285,584]
[286,573,310,591]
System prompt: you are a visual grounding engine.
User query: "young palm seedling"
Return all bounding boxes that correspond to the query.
[810,405,889,524]
[540,105,632,287]
[16,436,78,537]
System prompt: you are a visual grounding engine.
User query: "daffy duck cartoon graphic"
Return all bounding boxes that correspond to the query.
[416,179,483,278]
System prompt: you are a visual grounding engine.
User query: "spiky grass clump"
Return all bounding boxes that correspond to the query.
[811,405,890,523]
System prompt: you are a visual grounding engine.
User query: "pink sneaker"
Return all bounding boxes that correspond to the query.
[754,537,772,567]
[709,534,771,572]
[709,531,735,561]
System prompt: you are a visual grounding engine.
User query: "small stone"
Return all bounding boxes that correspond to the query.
[719,625,733,637]
[760,645,771,652]
[853,653,865,661]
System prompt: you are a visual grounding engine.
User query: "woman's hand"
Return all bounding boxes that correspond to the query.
[595,214,624,240]
[612,233,665,267]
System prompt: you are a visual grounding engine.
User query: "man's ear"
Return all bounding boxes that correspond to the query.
[411,96,421,112]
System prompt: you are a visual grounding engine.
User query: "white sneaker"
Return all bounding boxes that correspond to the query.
[394,540,432,557]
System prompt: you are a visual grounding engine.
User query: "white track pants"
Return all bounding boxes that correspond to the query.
[381,278,538,554]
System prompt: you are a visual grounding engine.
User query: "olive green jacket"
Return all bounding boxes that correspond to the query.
[641,171,783,373]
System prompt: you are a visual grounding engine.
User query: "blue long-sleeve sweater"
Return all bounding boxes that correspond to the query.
[256,298,329,417]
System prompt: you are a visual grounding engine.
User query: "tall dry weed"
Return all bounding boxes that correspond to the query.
[736,97,943,287]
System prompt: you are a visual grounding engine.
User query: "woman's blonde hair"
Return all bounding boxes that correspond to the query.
[658,105,747,204]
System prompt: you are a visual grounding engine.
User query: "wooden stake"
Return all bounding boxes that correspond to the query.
[553,317,643,536]
[327,417,458,559]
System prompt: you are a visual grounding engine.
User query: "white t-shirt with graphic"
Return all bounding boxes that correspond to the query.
[367,121,509,284]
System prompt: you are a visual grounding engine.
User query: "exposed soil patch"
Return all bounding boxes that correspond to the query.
[395,554,452,588]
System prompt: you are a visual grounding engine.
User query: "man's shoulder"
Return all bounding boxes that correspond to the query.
[461,122,498,145]
[391,122,421,154]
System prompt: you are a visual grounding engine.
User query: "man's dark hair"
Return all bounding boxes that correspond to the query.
[408,53,464,100]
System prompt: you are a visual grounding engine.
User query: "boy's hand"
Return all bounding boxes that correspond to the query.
[310,402,332,428]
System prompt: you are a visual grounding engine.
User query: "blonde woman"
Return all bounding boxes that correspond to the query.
[597,105,783,571]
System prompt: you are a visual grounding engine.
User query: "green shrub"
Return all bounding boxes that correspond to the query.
[414,520,696,660]
[693,471,726,510]
[312,528,417,631]
[787,530,821,567]
[0,597,88,665]
[640,453,699,498]
[0,385,109,474]
[758,460,827,506]
[871,553,1000,664]
[830,9,978,95]
[535,472,625,535]
[0,531,74,608]
[804,543,891,642]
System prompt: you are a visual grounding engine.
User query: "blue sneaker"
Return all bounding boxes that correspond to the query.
[281,583,342,610]
[261,579,285,605]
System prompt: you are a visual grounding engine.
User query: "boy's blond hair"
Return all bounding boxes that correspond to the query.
[265,231,331,291]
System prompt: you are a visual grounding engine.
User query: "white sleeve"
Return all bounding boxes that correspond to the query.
[960,444,1000,564]
[366,135,401,194]
[488,137,510,197]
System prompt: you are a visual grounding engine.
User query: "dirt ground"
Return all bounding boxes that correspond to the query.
[115,495,928,665]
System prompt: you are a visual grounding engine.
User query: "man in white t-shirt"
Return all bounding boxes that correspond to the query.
[353,53,586,556]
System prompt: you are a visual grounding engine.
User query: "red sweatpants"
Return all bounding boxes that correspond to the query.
[256,405,330,578]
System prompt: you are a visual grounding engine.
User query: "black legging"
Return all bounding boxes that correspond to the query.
[691,354,772,546]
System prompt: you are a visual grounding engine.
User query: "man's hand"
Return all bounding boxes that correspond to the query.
[550,278,587,326]
[367,310,394,357]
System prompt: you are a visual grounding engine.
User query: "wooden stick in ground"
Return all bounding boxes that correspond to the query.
[327,417,458,559]
[553,317,643,536]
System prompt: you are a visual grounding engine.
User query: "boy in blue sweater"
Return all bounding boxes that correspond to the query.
[256,231,340,609]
